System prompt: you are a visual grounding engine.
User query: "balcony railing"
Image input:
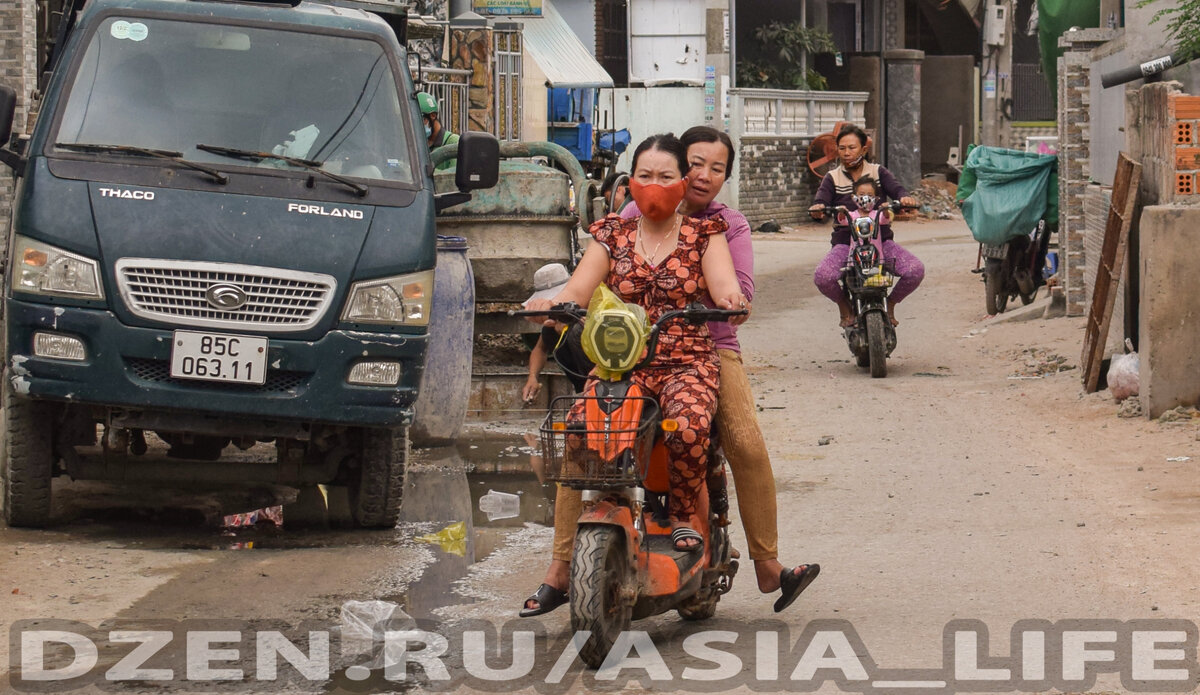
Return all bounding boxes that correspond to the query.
[729,88,869,138]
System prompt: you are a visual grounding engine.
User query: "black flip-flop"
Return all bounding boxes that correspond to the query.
[671,526,704,553]
[518,583,568,618]
[774,564,820,613]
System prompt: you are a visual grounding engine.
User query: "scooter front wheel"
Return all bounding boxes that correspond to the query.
[571,526,632,668]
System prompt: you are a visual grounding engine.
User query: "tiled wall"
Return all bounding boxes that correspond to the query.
[1057,29,1116,317]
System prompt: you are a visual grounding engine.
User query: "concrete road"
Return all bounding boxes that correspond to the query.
[2,217,1198,694]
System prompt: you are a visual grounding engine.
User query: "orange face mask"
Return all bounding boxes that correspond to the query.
[629,178,688,222]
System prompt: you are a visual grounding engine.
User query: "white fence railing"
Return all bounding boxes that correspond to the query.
[723,88,869,213]
[729,88,869,138]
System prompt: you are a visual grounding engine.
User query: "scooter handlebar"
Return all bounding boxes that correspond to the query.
[507,302,586,324]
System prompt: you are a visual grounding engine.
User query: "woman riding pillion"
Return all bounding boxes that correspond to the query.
[521,127,819,617]
[810,124,924,328]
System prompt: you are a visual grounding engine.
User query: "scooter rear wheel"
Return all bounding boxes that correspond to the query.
[984,260,1008,315]
[571,526,632,668]
[866,312,888,378]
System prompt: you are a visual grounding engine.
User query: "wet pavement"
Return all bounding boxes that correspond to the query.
[29,431,553,611]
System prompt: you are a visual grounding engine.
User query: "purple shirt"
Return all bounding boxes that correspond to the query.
[619,200,753,353]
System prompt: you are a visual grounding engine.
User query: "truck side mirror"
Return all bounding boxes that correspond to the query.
[454,131,499,191]
[0,84,25,175]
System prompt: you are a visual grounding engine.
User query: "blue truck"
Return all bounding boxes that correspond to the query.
[0,0,497,527]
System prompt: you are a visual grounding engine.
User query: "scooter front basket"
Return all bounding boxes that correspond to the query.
[539,395,660,489]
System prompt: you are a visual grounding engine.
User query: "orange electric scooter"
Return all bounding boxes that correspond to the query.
[515,289,745,667]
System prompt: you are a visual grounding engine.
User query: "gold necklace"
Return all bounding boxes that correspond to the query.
[638,216,680,267]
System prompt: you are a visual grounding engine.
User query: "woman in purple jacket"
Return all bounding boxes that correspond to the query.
[808,124,924,327]
[519,126,819,618]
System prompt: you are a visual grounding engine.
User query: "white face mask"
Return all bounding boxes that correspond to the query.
[424,121,432,138]
[854,194,877,210]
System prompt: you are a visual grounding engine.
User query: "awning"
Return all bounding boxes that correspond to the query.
[513,2,614,89]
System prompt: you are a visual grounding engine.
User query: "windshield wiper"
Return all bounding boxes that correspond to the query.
[55,143,228,184]
[196,143,368,197]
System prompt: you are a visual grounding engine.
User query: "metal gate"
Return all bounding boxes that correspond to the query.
[494,28,522,142]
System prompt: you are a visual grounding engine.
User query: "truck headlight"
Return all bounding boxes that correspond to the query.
[341,270,433,326]
[12,235,104,299]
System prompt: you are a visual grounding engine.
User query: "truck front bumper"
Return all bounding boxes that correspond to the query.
[5,299,427,427]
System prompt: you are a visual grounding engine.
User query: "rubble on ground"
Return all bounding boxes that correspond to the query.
[914,179,961,220]
[1157,405,1199,423]
[1117,399,1143,418]
[1010,347,1076,377]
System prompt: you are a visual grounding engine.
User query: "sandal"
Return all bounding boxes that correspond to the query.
[518,583,568,618]
[774,564,820,613]
[671,525,704,552]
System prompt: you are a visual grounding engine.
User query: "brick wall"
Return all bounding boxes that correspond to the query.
[1169,93,1200,202]
[1056,29,1117,317]
[737,136,814,229]
[0,0,37,242]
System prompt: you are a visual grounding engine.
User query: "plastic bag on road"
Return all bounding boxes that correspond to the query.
[339,600,415,669]
[1108,350,1139,402]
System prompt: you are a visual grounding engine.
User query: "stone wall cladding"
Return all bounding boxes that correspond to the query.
[450,28,494,134]
[737,136,813,229]
[1057,29,1116,317]
[0,0,37,243]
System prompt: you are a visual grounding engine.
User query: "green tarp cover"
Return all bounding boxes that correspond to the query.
[1037,0,1100,105]
[957,146,1059,246]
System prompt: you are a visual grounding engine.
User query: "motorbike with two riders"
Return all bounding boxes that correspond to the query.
[814,200,916,378]
[513,292,745,667]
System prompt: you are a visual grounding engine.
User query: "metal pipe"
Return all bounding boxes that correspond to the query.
[1101,52,1186,89]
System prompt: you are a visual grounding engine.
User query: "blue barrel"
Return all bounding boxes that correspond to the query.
[410,236,474,446]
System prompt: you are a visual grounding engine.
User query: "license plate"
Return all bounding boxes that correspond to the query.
[170,330,268,385]
[981,242,1009,258]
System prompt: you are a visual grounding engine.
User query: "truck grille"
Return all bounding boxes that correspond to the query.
[115,259,336,332]
[126,358,308,394]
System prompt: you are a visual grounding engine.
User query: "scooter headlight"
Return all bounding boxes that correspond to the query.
[582,309,649,374]
[852,217,875,239]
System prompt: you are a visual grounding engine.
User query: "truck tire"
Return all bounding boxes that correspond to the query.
[866,312,888,379]
[570,526,631,668]
[2,384,57,527]
[349,426,408,529]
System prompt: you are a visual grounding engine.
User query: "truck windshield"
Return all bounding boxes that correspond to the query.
[54,17,415,185]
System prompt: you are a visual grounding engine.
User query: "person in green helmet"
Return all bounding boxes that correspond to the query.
[417,91,458,171]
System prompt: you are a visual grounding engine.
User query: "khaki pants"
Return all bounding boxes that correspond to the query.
[552,349,779,562]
